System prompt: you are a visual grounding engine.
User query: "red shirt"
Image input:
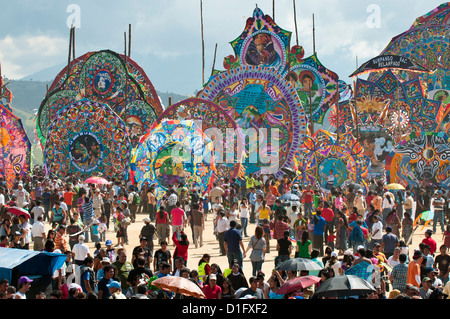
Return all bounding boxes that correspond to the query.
[303,190,314,203]
[321,208,334,222]
[203,284,222,299]
[366,195,374,207]
[172,232,189,261]
[422,237,437,255]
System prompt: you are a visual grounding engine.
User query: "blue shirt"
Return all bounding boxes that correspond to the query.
[82,197,94,221]
[249,192,256,205]
[224,227,243,253]
[313,216,326,236]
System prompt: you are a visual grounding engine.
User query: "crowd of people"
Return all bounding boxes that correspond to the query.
[0,168,450,300]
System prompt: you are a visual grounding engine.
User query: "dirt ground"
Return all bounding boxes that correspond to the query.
[46,209,445,281]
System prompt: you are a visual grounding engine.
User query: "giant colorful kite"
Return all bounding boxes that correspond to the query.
[157,98,245,181]
[285,45,340,124]
[131,119,215,200]
[44,99,131,180]
[0,75,31,188]
[386,131,450,188]
[293,130,370,191]
[36,50,162,149]
[200,7,308,177]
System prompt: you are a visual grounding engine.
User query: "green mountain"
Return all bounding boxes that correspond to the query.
[4,79,189,166]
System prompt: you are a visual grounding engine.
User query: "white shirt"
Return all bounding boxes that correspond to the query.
[20,221,32,244]
[216,217,230,233]
[31,221,46,238]
[228,210,239,222]
[0,194,4,206]
[372,221,383,240]
[31,206,45,221]
[60,202,68,213]
[387,256,400,268]
[72,242,91,261]
[240,204,249,219]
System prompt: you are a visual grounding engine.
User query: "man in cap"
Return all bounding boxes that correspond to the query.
[105,239,117,263]
[108,280,126,299]
[419,276,433,299]
[14,276,32,299]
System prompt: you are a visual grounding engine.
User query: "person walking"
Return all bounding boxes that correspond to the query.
[244,225,266,277]
[224,220,246,269]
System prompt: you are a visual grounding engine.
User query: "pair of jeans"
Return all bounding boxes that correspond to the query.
[83,218,94,242]
[304,202,313,218]
[433,210,445,234]
[227,251,243,269]
[251,260,264,277]
[240,217,249,236]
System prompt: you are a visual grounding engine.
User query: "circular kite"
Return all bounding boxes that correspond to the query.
[36,50,162,149]
[386,131,450,188]
[131,119,215,200]
[44,99,131,180]
[293,130,370,191]
[199,64,308,177]
[0,104,31,188]
[157,98,245,181]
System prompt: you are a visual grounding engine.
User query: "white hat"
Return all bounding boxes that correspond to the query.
[209,274,217,280]
[143,217,151,223]
[344,249,353,256]
[357,245,365,251]
[331,251,338,257]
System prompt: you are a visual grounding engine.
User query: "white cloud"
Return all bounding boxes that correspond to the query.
[0,34,66,79]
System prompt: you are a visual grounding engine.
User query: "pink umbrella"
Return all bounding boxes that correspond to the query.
[7,206,31,219]
[84,177,110,185]
[277,275,321,295]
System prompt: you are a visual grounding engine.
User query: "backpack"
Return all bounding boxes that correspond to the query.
[133,192,140,205]
[76,265,96,290]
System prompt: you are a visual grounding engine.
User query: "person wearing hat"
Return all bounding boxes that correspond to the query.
[108,280,126,299]
[422,229,437,255]
[424,267,443,289]
[432,190,446,235]
[202,273,222,299]
[9,231,23,249]
[14,276,32,299]
[419,276,433,299]
[407,250,423,288]
[105,239,117,263]
[96,257,111,282]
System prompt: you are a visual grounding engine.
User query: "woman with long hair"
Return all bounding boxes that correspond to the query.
[264,271,285,299]
[172,231,189,266]
[335,210,349,254]
[221,277,236,300]
[256,199,272,225]
[245,225,266,276]
[295,229,312,258]
[240,198,250,237]
[197,254,211,283]
[382,193,395,227]
[386,208,401,237]
[402,212,414,242]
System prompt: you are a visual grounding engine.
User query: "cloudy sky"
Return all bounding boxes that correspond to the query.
[0,0,447,95]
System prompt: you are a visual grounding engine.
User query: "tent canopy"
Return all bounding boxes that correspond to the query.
[0,248,66,283]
